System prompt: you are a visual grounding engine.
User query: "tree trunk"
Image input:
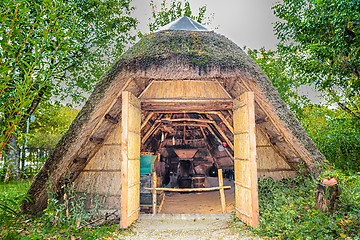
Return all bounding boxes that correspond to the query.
[4,134,21,180]
[315,182,341,213]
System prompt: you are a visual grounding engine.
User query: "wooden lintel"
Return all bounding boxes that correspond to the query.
[141,100,233,111]
[89,137,104,144]
[73,157,87,163]
[255,116,269,124]
[104,113,119,124]
[286,157,301,163]
[270,135,284,144]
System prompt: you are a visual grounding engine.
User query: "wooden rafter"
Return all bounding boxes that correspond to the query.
[141,114,164,144]
[198,115,234,164]
[141,112,154,130]
[216,112,234,133]
[205,114,234,151]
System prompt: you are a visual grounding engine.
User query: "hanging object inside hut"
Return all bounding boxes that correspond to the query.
[161,132,165,142]
[208,163,218,177]
[172,136,175,145]
[218,145,225,152]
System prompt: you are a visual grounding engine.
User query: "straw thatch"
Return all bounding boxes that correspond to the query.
[22,29,325,213]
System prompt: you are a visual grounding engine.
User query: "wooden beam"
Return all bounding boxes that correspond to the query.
[141,99,233,111]
[255,116,269,124]
[156,118,214,124]
[206,114,234,151]
[204,123,233,164]
[104,114,119,124]
[141,121,161,144]
[168,123,208,128]
[89,137,104,144]
[73,158,87,163]
[144,186,231,192]
[286,157,301,163]
[216,112,234,133]
[141,112,154,130]
[270,135,284,144]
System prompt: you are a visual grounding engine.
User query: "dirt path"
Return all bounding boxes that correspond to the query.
[121,214,261,240]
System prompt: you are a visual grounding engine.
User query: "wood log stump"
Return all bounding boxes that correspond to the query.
[315,178,341,212]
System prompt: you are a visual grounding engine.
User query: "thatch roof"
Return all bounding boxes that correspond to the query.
[23,29,325,213]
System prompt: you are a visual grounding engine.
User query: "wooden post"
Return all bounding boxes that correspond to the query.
[218,169,226,213]
[152,171,157,215]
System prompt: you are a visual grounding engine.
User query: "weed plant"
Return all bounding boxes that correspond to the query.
[0,180,129,239]
[252,172,360,239]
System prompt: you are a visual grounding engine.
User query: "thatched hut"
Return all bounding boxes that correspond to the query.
[23,17,325,228]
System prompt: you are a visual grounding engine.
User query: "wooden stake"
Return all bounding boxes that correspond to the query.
[218,169,226,213]
[152,171,157,215]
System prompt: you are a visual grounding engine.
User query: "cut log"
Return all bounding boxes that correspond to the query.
[73,158,87,163]
[255,116,269,124]
[315,178,341,212]
[89,137,104,144]
[104,114,119,124]
[270,135,284,144]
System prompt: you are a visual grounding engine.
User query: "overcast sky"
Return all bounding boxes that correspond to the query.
[132,0,280,50]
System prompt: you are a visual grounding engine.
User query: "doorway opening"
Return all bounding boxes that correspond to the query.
[139,111,235,214]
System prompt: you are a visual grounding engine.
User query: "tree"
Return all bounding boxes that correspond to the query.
[273,0,360,119]
[27,102,79,148]
[56,0,137,103]
[148,0,210,33]
[0,0,137,177]
[245,47,310,118]
[0,0,77,169]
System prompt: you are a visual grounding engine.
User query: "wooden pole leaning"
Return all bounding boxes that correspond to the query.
[218,169,226,213]
[152,171,157,215]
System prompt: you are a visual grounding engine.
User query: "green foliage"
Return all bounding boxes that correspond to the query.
[253,175,360,239]
[246,47,310,117]
[0,0,137,154]
[148,0,211,33]
[0,0,77,152]
[42,182,103,228]
[273,0,360,119]
[0,179,32,217]
[59,0,137,104]
[0,179,129,239]
[301,105,360,172]
[28,102,79,148]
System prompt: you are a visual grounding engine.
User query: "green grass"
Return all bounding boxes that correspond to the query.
[0,179,131,239]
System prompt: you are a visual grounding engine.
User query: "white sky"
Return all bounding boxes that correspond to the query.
[132,0,280,50]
